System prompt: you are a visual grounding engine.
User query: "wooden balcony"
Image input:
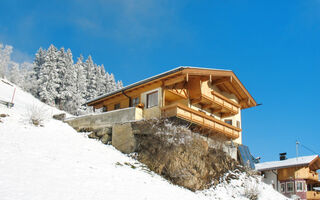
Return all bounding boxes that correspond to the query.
[307,191,320,200]
[190,91,240,117]
[161,103,241,139]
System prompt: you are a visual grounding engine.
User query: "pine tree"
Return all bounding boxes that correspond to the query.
[20,62,34,91]
[84,55,97,101]
[38,45,59,105]
[8,62,21,85]
[31,47,46,97]
[61,49,77,113]
[0,43,13,78]
[73,55,87,115]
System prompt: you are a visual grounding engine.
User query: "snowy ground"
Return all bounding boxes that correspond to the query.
[0,79,289,200]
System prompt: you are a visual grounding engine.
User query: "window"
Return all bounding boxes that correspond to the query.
[237,121,241,128]
[286,182,294,193]
[280,183,286,193]
[147,91,158,108]
[296,181,304,192]
[132,97,140,107]
[114,103,120,110]
[102,106,107,112]
[224,119,232,125]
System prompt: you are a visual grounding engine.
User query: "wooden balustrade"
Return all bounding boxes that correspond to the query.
[161,103,241,139]
[190,91,240,117]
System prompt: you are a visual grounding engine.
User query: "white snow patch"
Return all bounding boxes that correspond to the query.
[0,78,289,200]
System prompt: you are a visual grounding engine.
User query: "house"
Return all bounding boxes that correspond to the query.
[86,66,257,145]
[255,155,320,200]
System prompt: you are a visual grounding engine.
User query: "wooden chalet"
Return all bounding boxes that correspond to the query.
[86,67,257,144]
[256,155,320,200]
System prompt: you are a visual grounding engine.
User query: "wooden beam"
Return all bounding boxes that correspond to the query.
[212,108,223,113]
[202,103,213,109]
[212,77,230,85]
[164,75,185,86]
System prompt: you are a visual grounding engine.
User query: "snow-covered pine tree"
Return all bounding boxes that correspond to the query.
[73,55,87,115]
[8,62,21,85]
[60,49,77,113]
[20,62,34,91]
[38,45,59,105]
[56,48,76,112]
[0,43,13,78]
[84,55,98,101]
[95,65,105,96]
[116,80,123,89]
[30,47,47,97]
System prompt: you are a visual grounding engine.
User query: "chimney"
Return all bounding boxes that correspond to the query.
[280,153,287,161]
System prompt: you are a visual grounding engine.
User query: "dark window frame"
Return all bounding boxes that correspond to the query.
[132,97,140,107]
[114,103,120,110]
[280,183,285,193]
[224,119,232,126]
[286,182,294,193]
[102,106,107,112]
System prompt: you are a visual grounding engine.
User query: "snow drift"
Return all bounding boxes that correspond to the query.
[0,79,289,200]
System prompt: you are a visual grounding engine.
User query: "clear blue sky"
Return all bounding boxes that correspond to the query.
[1,0,319,162]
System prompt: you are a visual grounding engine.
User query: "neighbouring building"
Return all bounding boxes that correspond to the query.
[86,66,257,145]
[256,155,320,200]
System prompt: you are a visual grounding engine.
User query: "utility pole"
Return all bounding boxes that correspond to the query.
[296,140,300,158]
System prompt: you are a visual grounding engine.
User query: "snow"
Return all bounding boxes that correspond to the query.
[0,79,289,200]
[255,155,318,171]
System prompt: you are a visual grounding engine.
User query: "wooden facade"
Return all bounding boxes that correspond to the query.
[87,67,257,144]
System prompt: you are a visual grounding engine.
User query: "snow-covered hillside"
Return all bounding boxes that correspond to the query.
[0,79,289,200]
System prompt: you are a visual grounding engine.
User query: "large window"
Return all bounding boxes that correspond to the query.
[147,91,158,108]
[296,181,304,192]
[286,182,294,193]
[280,183,286,193]
[132,97,140,107]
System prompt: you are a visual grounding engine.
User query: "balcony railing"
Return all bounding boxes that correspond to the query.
[161,103,241,139]
[190,91,240,117]
[307,191,320,200]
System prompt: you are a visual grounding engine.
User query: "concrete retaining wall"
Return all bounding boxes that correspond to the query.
[65,107,142,131]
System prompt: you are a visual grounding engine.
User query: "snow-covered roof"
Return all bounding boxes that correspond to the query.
[85,66,230,105]
[255,155,319,171]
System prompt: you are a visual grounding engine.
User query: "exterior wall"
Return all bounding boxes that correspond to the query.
[279,179,307,200]
[104,98,129,112]
[141,88,162,119]
[261,170,280,191]
[278,166,319,181]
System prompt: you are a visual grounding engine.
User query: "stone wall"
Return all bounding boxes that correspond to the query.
[111,119,238,160]
[111,119,241,191]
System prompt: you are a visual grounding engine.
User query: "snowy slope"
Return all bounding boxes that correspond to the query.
[0,79,289,200]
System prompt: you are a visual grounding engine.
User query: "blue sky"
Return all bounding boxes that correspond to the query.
[1,0,319,162]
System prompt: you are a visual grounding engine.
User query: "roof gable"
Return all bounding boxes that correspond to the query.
[86,66,257,108]
[255,155,320,171]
